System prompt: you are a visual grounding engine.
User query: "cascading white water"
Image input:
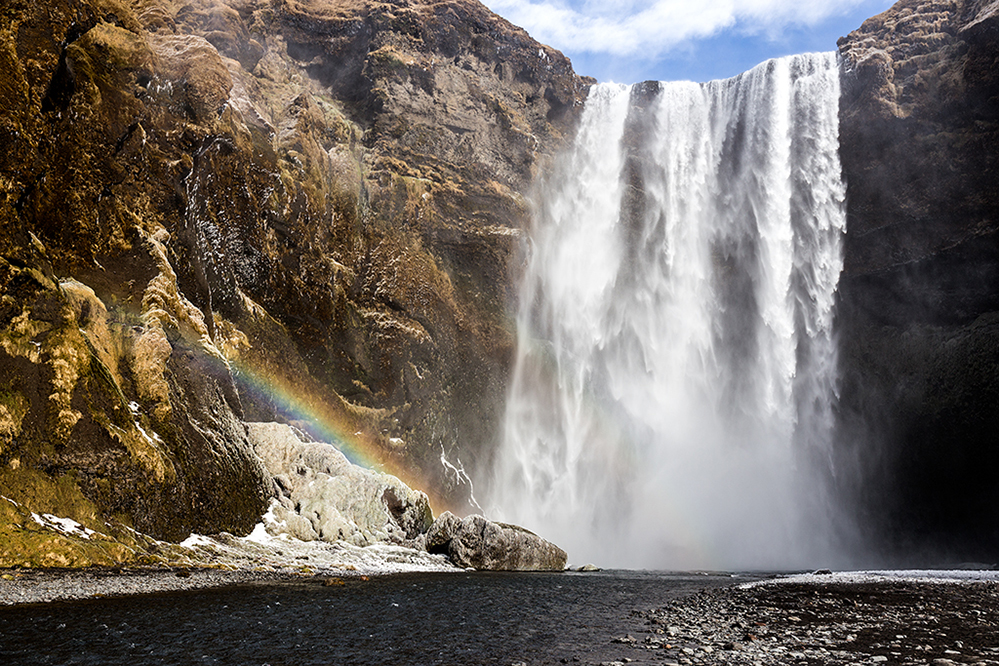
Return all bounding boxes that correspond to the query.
[488,53,848,570]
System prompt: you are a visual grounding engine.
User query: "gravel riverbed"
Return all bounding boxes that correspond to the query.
[604,575,999,666]
[0,567,300,605]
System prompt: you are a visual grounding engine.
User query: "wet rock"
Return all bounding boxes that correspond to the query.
[149,33,232,122]
[424,510,462,551]
[425,511,567,571]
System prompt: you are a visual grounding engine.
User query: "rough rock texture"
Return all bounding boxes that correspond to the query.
[425,510,567,570]
[630,579,999,665]
[838,0,999,315]
[836,0,999,560]
[0,0,587,564]
[248,421,432,546]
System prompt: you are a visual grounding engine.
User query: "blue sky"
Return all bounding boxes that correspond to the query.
[482,0,896,83]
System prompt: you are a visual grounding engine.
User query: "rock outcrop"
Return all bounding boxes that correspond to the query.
[425,511,567,570]
[0,0,587,564]
[836,0,999,560]
[248,421,432,546]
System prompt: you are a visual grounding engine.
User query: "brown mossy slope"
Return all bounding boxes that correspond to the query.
[0,0,588,565]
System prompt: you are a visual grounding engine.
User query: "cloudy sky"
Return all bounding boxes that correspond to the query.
[482,0,896,83]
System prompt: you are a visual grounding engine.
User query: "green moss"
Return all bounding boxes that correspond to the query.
[315,96,360,146]
[490,96,528,133]
[0,467,190,568]
[366,46,410,76]
[0,388,28,457]
[80,331,130,421]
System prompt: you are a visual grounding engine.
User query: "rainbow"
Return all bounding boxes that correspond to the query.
[225,356,443,511]
[230,360,379,468]
[164,330,443,510]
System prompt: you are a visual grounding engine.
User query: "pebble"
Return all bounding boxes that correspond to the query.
[0,568,289,605]
[615,580,999,666]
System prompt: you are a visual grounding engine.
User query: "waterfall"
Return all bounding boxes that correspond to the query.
[488,53,848,570]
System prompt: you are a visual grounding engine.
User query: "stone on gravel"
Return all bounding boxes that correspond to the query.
[627,579,999,666]
[425,512,567,571]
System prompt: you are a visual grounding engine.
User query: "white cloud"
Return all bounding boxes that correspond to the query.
[483,0,877,58]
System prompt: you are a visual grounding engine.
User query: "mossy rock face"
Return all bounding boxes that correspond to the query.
[0,0,591,566]
[0,467,153,568]
[0,258,270,557]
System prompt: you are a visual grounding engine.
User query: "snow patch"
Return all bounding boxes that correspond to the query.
[31,513,97,539]
[180,533,216,548]
[242,522,276,545]
[135,423,164,444]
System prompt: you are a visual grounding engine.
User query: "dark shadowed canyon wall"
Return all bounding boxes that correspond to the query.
[837,0,999,562]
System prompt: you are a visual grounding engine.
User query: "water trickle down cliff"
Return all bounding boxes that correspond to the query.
[489,53,848,570]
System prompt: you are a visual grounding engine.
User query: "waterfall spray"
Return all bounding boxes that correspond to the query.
[488,53,847,570]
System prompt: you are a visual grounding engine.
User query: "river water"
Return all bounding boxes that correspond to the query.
[0,570,743,665]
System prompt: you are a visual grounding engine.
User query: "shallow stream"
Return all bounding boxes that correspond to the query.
[0,570,743,665]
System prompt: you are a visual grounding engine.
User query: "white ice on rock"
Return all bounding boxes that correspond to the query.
[178,501,454,576]
[174,422,460,575]
[246,422,434,548]
[30,513,97,539]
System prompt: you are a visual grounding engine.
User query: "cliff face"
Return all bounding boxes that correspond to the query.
[837,0,999,561]
[0,0,587,563]
[5,0,996,568]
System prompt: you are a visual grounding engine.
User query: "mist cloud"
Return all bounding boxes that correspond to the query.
[484,0,881,58]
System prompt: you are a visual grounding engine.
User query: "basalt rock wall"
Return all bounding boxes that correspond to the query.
[836,0,999,562]
[0,0,588,563]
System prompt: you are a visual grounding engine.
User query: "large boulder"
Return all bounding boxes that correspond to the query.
[425,511,567,571]
[248,422,433,547]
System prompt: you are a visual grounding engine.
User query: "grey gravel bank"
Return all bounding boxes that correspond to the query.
[0,567,304,606]
[603,576,999,666]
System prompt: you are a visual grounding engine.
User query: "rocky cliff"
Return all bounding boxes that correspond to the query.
[3,0,997,569]
[836,0,999,561]
[0,0,587,565]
